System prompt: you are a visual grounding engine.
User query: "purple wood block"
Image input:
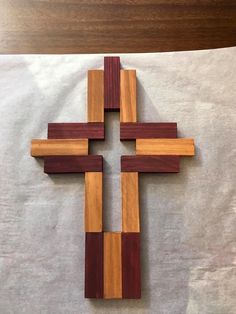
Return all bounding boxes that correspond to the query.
[120,122,177,140]
[44,156,103,173]
[47,122,104,140]
[121,155,180,172]
[122,233,141,299]
[104,56,120,111]
[85,232,103,298]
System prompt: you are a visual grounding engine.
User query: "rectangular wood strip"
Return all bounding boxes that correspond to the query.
[136,138,195,156]
[85,232,103,298]
[122,233,141,299]
[121,155,180,172]
[104,56,120,111]
[47,122,104,140]
[44,155,103,173]
[120,122,177,140]
[87,70,104,122]
[31,139,88,157]
[104,232,122,299]
[85,172,103,232]
[121,172,140,232]
[120,70,137,122]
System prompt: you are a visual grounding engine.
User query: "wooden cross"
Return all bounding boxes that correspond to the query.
[31,57,195,299]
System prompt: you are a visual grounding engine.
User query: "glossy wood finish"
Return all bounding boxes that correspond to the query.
[104,57,120,111]
[1,1,235,54]
[120,70,137,123]
[122,233,141,299]
[87,70,104,122]
[121,172,140,233]
[85,232,103,298]
[44,155,103,173]
[104,232,122,299]
[120,122,177,140]
[48,122,104,140]
[121,155,180,173]
[136,138,195,156]
[85,172,103,232]
[31,139,88,157]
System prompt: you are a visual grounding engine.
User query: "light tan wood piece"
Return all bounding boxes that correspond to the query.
[104,232,122,299]
[121,172,140,232]
[85,172,102,232]
[120,70,137,122]
[87,70,104,122]
[31,139,88,157]
[136,138,195,156]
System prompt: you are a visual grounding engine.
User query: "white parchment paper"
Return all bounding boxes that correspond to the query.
[0,48,235,314]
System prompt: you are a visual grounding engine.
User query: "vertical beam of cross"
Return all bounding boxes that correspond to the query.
[31,56,195,299]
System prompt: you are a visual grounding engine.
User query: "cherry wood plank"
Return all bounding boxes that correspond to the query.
[120,122,177,140]
[44,155,103,173]
[87,70,104,122]
[85,232,103,298]
[104,232,122,299]
[120,70,137,122]
[121,155,180,173]
[122,233,141,299]
[31,139,88,157]
[104,57,120,111]
[47,122,104,140]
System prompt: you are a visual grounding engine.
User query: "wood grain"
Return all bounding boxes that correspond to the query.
[122,233,141,299]
[48,122,104,140]
[120,122,177,140]
[85,232,103,298]
[120,70,137,122]
[44,155,103,173]
[85,172,103,232]
[1,1,235,53]
[31,139,88,157]
[87,70,104,122]
[104,57,120,111]
[121,155,180,173]
[136,138,195,156]
[104,232,122,299]
[121,172,140,233]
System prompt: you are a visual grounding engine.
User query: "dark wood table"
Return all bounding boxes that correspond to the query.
[1,0,236,54]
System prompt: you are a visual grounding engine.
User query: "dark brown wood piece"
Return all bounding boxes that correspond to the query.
[47,122,104,140]
[120,122,177,140]
[44,155,103,173]
[104,57,120,111]
[85,232,103,298]
[122,233,141,299]
[121,155,180,173]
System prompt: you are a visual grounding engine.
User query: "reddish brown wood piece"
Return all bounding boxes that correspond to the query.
[47,122,104,140]
[44,156,103,174]
[121,155,180,173]
[120,122,177,140]
[85,232,103,298]
[104,57,120,111]
[122,233,141,299]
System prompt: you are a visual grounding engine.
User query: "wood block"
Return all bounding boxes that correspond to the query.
[85,232,103,298]
[104,56,120,111]
[120,122,177,140]
[85,172,103,232]
[87,70,104,122]
[47,122,104,140]
[44,155,103,173]
[121,172,140,232]
[121,155,180,172]
[120,70,137,122]
[104,232,122,299]
[31,139,88,157]
[122,233,141,299]
[136,138,195,156]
